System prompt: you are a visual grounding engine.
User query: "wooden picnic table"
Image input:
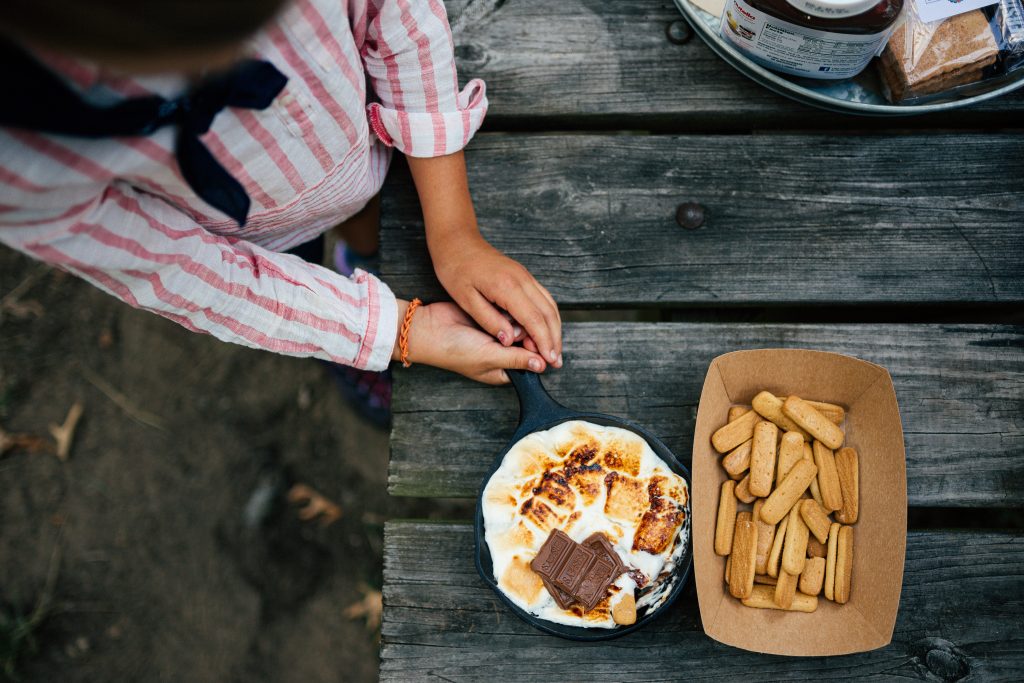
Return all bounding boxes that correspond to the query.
[378,0,1024,679]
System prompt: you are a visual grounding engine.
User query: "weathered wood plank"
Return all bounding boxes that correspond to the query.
[443,0,1024,127]
[380,134,1024,307]
[389,323,1024,506]
[380,521,1024,682]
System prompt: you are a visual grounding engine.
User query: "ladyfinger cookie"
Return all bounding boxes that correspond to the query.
[806,536,827,559]
[774,569,798,609]
[725,554,731,584]
[741,585,818,613]
[754,574,777,585]
[835,446,859,524]
[834,525,854,604]
[728,514,757,600]
[749,421,778,497]
[800,556,826,596]
[712,410,760,454]
[800,499,832,544]
[779,397,844,425]
[766,516,788,578]
[715,480,738,556]
[722,439,752,480]
[777,431,805,486]
[752,499,776,575]
[728,406,751,423]
[808,401,844,425]
[804,441,825,507]
[783,397,844,450]
[782,503,809,576]
[824,522,840,601]
[760,459,817,525]
[752,391,811,439]
[735,474,757,504]
[812,440,844,511]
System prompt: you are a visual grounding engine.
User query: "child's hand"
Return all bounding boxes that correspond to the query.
[394,301,549,385]
[432,235,563,368]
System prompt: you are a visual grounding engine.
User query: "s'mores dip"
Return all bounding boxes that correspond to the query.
[482,421,689,628]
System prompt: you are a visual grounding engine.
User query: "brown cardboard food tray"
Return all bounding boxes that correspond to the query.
[692,349,907,656]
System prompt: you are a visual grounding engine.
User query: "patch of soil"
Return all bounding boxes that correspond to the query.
[0,249,470,682]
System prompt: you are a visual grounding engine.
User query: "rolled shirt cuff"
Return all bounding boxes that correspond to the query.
[367,79,488,158]
[352,268,398,372]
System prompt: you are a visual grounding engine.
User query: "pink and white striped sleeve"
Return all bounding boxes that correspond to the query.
[0,184,398,370]
[361,0,488,157]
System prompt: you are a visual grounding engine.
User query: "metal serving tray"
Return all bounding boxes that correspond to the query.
[674,0,1024,115]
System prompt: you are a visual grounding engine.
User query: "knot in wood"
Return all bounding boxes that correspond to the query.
[453,44,487,64]
[676,202,705,229]
[666,20,694,45]
[912,638,970,682]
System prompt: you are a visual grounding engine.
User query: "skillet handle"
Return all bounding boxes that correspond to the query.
[507,370,574,437]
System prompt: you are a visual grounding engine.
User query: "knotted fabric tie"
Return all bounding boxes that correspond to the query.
[0,40,288,225]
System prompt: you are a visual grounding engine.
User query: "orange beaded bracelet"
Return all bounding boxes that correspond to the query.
[399,298,422,368]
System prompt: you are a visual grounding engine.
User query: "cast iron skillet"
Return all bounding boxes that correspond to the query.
[474,370,693,641]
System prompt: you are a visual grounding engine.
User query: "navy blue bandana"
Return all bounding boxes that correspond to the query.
[0,40,288,226]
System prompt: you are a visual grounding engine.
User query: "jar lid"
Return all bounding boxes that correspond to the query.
[784,0,881,18]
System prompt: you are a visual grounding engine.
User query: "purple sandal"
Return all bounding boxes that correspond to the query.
[333,241,381,278]
[322,363,392,429]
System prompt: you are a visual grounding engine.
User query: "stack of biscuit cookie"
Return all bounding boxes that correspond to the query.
[879,9,1000,102]
[712,392,860,612]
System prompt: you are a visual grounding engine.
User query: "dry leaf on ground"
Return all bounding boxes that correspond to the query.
[49,402,84,461]
[343,584,382,632]
[287,483,342,527]
[0,425,49,456]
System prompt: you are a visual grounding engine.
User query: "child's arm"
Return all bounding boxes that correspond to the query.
[0,181,544,383]
[0,184,398,370]
[407,152,562,367]
[360,0,561,367]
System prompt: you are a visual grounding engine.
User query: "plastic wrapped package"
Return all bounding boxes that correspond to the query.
[992,0,1024,73]
[877,7,999,102]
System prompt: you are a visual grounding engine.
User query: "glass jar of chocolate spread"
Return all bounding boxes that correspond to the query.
[720,0,904,79]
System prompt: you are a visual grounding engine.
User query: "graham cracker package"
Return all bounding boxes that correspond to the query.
[878,6,999,102]
[692,349,907,656]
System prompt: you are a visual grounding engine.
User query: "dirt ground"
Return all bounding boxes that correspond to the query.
[0,248,470,682]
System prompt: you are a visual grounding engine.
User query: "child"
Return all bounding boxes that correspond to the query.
[0,0,562,421]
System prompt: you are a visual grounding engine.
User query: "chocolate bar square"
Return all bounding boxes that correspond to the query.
[582,533,627,576]
[576,556,618,611]
[552,544,597,594]
[541,577,576,610]
[530,529,574,578]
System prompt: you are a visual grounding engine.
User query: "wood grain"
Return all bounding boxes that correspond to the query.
[441,0,1024,127]
[389,323,1024,506]
[380,134,1024,307]
[381,521,1024,681]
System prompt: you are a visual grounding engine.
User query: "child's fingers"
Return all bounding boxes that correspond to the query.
[484,342,547,379]
[534,281,561,324]
[522,336,539,353]
[528,280,562,366]
[504,295,554,367]
[490,284,558,367]
[499,311,525,342]
[516,283,561,367]
[465,291,515,346]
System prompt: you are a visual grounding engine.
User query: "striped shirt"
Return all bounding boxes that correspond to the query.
[0,0,487,371]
